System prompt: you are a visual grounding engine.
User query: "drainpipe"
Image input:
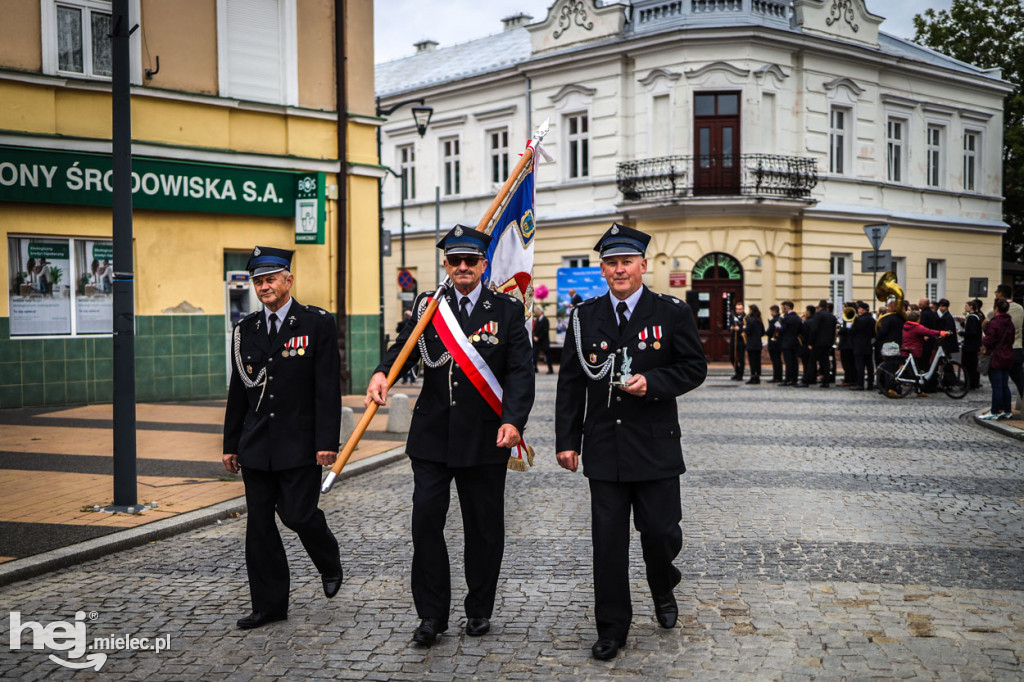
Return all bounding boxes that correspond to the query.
[335,0,350,392]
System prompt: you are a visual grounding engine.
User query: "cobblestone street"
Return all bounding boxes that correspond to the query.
[2,375,1022,680]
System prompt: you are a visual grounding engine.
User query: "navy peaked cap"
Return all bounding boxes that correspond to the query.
[594,223,651,258]
[437,224,492,256]
[246,245,293,277]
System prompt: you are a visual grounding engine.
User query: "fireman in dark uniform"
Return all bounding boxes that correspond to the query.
[555,224,707,660]
[223,245,343,630]
[365,225,535,646]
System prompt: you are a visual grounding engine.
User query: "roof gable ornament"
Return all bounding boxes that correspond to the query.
[553,0,594,39]
[824,76,865,97]
[527,0,626,55]
[549,83,598,111]
[754,64,789,87]
[794,0,883,48]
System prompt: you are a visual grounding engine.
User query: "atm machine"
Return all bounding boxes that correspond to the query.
[224,271,259,384]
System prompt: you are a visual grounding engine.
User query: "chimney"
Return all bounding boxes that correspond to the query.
[414,39,439,53]
[501,13,533,31]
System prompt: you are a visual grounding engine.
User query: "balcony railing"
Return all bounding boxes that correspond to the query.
[616,154,818,202]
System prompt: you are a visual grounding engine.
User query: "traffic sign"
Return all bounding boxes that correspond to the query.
[397,269,415,291]
[861,249,892,273]
[863,223,890,251]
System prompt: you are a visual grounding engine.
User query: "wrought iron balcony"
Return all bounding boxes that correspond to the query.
[616,154,818,202]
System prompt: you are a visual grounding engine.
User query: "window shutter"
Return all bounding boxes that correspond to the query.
[224,0,282,103]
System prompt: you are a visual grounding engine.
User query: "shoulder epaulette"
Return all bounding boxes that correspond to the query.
[302,304,329,316]
[235,310,260,328]
[655,292,685,306]
[578,296,599,307]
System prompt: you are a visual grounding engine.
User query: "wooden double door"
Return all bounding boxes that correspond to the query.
[691,252,744,362]
[694,92,740,196]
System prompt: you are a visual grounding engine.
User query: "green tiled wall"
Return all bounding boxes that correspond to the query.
[347,314,381,394]
[0,315,228,409]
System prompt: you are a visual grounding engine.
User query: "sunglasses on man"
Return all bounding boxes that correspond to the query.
[447,255,482,267]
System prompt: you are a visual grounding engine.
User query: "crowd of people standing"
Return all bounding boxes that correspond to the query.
[726,286,1024,419]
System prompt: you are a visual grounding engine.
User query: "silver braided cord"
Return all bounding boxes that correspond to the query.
[415,295,452,369]
[571,307,615,380]
[233,324,266,389]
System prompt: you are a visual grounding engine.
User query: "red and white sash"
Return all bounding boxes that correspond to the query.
[431,296,504,416]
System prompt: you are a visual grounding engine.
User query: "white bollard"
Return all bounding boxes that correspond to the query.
[386,393,412,433]
[339,406,355,443]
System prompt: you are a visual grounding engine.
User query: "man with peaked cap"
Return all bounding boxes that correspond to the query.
[365,224,534,646]
[223,245,344,629]
[555,223,707,660]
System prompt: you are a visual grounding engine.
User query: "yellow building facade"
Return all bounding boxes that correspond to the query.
[0,0,381,408]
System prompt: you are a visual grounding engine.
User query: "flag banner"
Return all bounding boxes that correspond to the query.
[431,297,504,416]
[483,143,536,337]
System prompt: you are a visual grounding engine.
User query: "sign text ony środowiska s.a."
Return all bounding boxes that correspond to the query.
[0,161,283,203]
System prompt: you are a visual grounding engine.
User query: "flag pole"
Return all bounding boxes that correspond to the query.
[322,120,549,494]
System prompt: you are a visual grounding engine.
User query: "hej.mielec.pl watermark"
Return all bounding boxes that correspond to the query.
[8,610,171,671]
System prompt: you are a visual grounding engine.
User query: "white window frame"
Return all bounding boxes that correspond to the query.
[892,257,907,295]
[829,106,850,175]
[886,117,907,184]
[487,127,510,186]
[925,259,945,301]
[440,136,461,197]
[829,253,853,308]
[41,0,142,82]
[397,143,416,201]
[962,129,980,193]
[216,0,298,106]
[926,123,945,188]
[565,112,590,179]
[561,255,591,268]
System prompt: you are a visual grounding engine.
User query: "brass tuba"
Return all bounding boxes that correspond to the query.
[874,271,906,332]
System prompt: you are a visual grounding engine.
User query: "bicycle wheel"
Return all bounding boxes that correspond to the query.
[940,360,969,399]
[878,363,912,398]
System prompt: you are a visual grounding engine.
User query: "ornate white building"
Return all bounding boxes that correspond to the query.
[376,0,1010,360]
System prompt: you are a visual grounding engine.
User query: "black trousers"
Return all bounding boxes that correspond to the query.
[962,349,980,389]
[242,465,341,615]
[410,458,507,621]
[853,352,874,388]
[782,348,799,383]
[840,348,855,383]
[746,348,762,378]
[813,346,833,386]
[768,345,783,381]
[534,343,553,373]
[730,338,745,377]
[589,477,682,642]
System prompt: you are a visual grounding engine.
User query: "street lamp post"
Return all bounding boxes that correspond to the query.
[384,166,407,267]
[375,97,432,355]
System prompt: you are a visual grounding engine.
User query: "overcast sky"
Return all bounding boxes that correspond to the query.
[373,0,954,64]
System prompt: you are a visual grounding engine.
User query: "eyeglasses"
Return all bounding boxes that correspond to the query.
[447,255,481,267]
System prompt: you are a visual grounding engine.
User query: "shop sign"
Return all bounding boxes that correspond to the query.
[0,145,299,217]
[294,172,325,244]
[668,272,687,287]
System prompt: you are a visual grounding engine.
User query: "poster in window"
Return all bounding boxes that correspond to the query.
[75,240,113,334]
[7,238,72,335]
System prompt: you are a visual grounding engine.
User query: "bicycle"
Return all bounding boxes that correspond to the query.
[876,346,969,399]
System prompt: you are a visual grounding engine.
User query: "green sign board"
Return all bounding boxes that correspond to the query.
[27,242,70,259]
[294,172,326,244]
[92,242,114,260]
[0,145,300,217]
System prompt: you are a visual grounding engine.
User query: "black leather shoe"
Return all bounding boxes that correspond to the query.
[412,618,448,645]
[236,611,287,629]
[591,637,626,660]
[466,617,490,636]
[322,569,343,599]
[849,385,864,391]
[653,592,678,628]
[745,378,760,384]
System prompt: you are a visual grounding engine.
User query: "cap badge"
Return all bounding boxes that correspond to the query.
[454,226,464,237]
[253,246,261,256]
[610,225,619,235]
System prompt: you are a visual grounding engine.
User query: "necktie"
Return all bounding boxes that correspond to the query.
[459,297,471,331]
[269,312,278,338]
[616,301,629,334]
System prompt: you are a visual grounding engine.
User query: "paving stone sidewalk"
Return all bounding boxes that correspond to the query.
[1,374,1022,680]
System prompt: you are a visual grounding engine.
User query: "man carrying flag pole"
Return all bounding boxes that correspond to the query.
[361,130,544,646]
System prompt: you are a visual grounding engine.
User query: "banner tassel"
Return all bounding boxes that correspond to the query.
[507,441,535,471]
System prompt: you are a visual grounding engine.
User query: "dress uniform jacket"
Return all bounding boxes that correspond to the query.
[377,286,535,466]
[779,311,802,350]
[850,313,876,356]
[224,300,341,469]
[555,287,706,482]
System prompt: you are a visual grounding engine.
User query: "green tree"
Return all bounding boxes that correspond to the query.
[914,0,1024,262]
